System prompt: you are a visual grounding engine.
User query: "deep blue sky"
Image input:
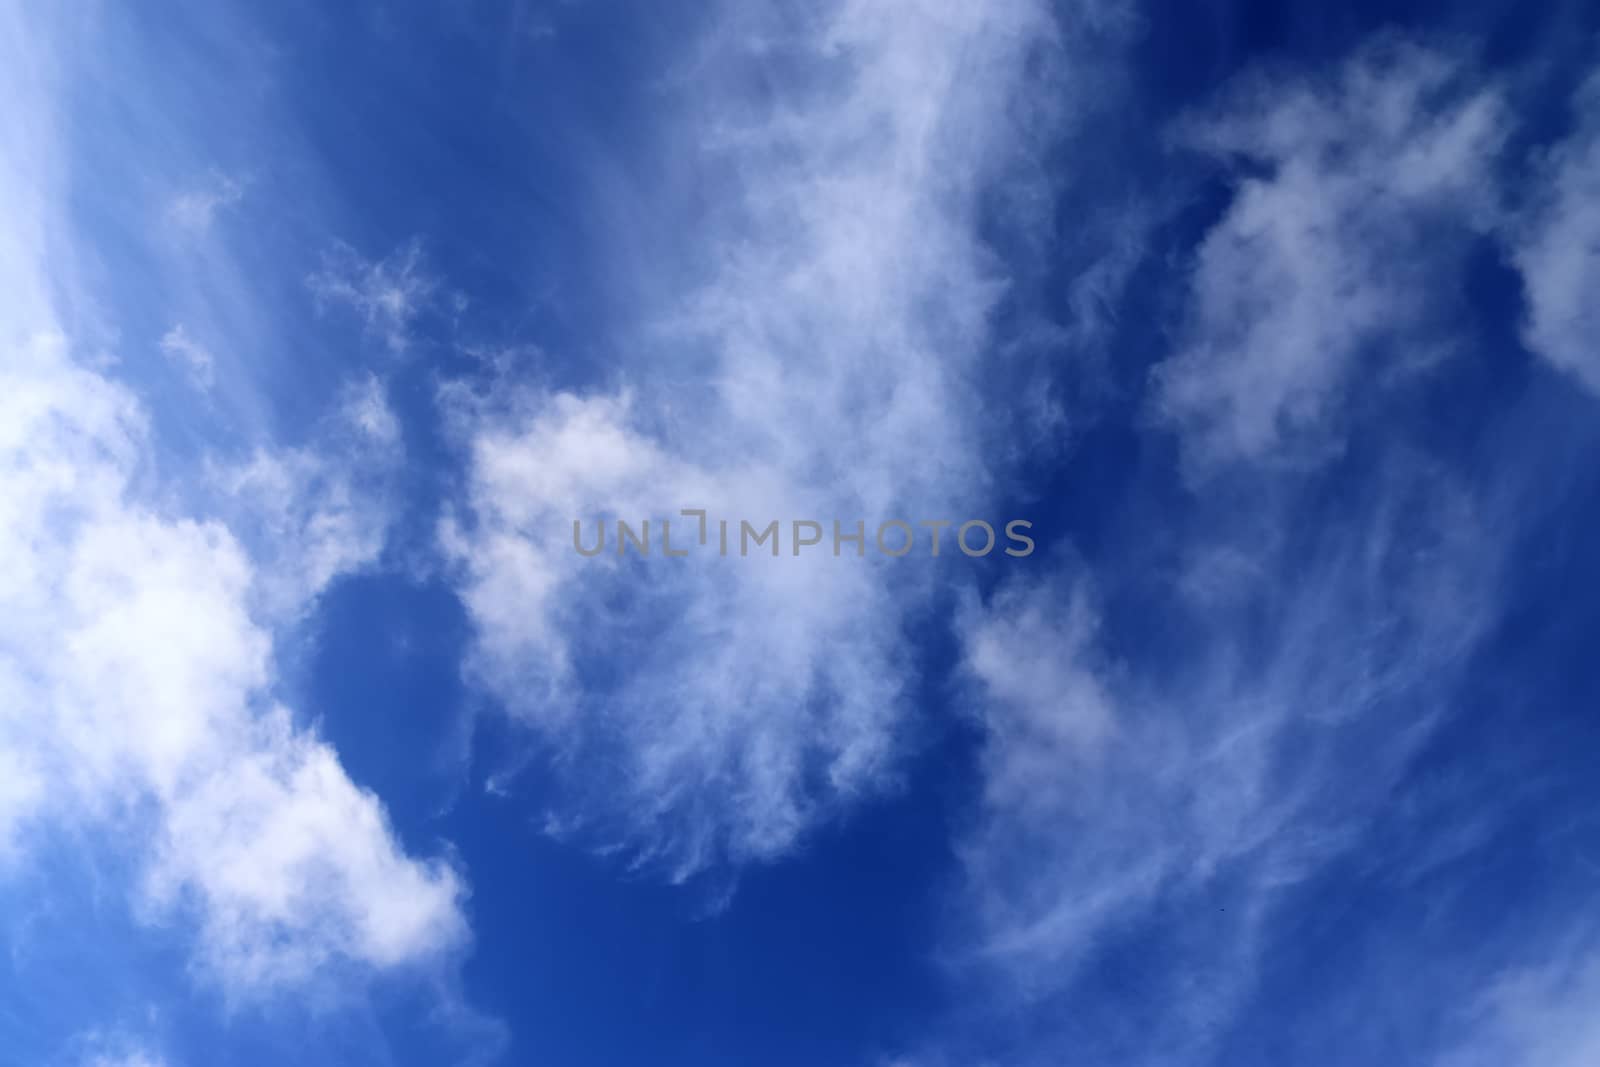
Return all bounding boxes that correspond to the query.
[3,2,1600,1066]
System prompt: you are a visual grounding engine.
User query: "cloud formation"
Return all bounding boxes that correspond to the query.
[441,0,1070,879]
[309,240,439,353]
[955,466,1494,1023]
[1155,40,1509,470]
[166,171,244,236]
[1442,937,1600,1067]
[1510,70,1600,397]
[937,39,1565,1063]
[0,5,467,998]
[0,335,467,991]
[85,1052,168,1067]
[158,324,215,391]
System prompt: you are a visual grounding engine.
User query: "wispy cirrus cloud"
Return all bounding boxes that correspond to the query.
[309,239,439,353]
[1440,934,1600,1067]
[165,170,244,236]
[442,0,1082,880]
[1154,39,1509,471]
[952,463,1496,1047]
[158,324,215,391]
[1510,68,1600,397]
[932,38,1586,1066]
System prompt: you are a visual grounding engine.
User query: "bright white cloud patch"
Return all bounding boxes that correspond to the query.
[0,10,466,993]
[1155,41,1509,469]
[207,376,402,623]
[445,0,1061,877]
[1510,70,1600,397]
[148,708,467,986]
[0,335,466,991]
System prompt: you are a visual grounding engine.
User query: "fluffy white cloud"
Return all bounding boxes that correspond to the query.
[444,0,1064,877]
[0,335,466,991]
[1155,41,1509,469]
[1510,71,1600,397]
[207,374,402,622]
[0,8,466,994]
[148,708,466,986]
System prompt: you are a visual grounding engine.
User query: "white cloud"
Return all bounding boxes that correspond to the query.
[1510,70,1600,396]
[158,323,215,390]
[308,239,437,352]
[166,171,244,235]
[147,707,466,987]
[1440,938,1600,1067]
[0,742,44,859]
[1155,41,1509,470]
[952,464,1496,1051]
[0,9,465,996]
[443,388,908,875]
[75,1034,170,1067]
[926,36,1600,1067]
[0,335,466,992]
[208,374,403,621]
[340,371,402,447]
[85,1052,169,1067]
[960,573,1116,763]
[444,0,1066,877]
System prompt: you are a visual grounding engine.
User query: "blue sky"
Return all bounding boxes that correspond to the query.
[3,1,1600,1065]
